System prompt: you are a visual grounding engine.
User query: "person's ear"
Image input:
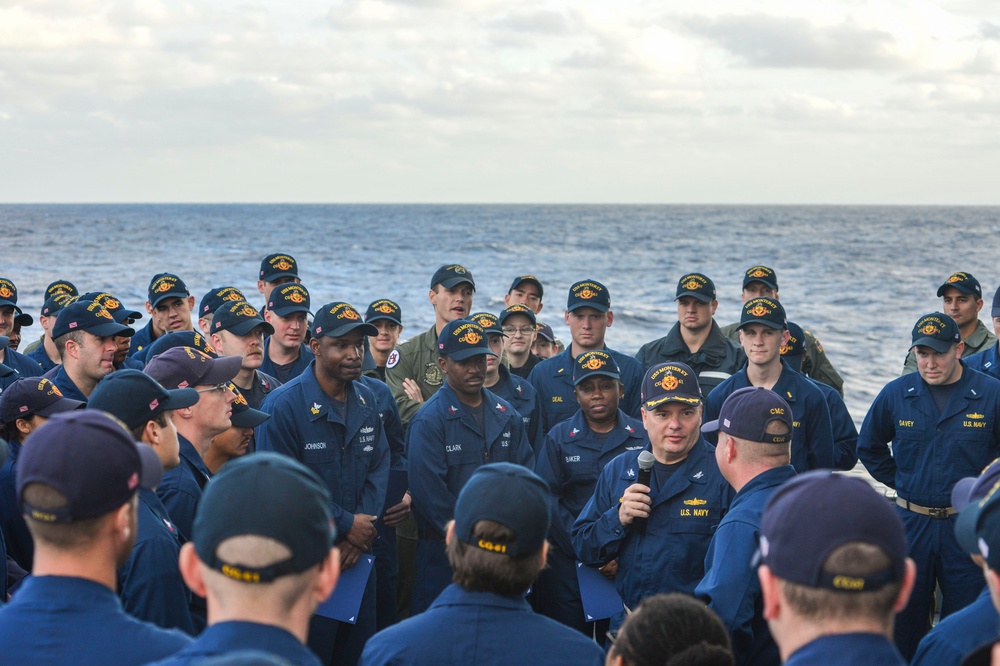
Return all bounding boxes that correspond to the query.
[758,565,782,620]
[314,547,341,604]
[178,543,208,597]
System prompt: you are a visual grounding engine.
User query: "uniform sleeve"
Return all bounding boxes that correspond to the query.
[910,630,967,666]
[901,349,918,376]
[535,432,576,555]
[511,414,535,470]
[119,539,196,635]
[526,365,550,433]
[635,343,650,370]
[803,391,835,470]
[156,480,199,544]
[407,412,456,536]
[382,398,407,471]
[571,466,627,566]
[856,387,898,488]
[703,386,725,446]
[801,330,844,395]
[826,390,859,471]
[386,346,422,428]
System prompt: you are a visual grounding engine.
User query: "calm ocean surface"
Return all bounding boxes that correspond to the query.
[4,203,1000,428]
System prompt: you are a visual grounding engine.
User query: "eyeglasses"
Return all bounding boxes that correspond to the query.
[195,383,229,394]
[502,326,536,336]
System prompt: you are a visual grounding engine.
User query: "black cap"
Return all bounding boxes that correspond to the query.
[572,350,620,386]
[468,312,504,336]
[536,322,555,342]
[268,284,311,318]
[145,346,242,390]
[911,312,961,353]
[212,301,274,337]
[18,411,163,523]
[498,304,537,327]
[780,322,806,371]
[430,264,475,290]
[52,301,135,340]
[454,463,550,558]
[641,362,702,409]
[312,302,377,339]
[0,277,24,317]
[365,299,402,325]
[81,292,143,325]
[738,297,786,331]
[938,272,982,298]
[88,369,199,430]
[508,275,543,300]
[40,294,77,318]
[193,453,334,583]
[0,377,85,426]
[701,386,793,445]
[675,273,716,303]
[200,287,246,317]
[148,273,190,308]
[743,266,778,291]
[45,280,78,300]
[227,383,270,428]
[437,319,495,360]
[567,279,610,313]
[143,330,218,361]
[259,253,299,282]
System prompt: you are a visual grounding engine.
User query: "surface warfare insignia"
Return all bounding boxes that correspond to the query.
[967,413,985,420]
[360,426,374,434]
[627,468,635,478]
[424,362,443,387]
[311,402,321,415]
[683,498,707,506]
[684,279,701,290]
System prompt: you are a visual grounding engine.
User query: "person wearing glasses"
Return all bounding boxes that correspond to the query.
[499,303,542,379]
[635,273,745,397]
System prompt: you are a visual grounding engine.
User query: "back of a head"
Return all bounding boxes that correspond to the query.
[610,593,733,666]
[702,386,792,467]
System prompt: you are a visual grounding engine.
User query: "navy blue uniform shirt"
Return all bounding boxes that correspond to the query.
[148,621,320,666]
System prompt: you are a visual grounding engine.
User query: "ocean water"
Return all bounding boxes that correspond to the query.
[4,203,1000,427]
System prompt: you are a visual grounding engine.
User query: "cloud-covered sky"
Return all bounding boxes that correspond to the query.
[1,0,998,203]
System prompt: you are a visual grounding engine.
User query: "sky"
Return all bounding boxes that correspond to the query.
[1,0,998,204]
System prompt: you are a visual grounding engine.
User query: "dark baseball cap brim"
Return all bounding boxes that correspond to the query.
[201,355,243,385]
[87,321,136,338]
[263,270,298,281]
[938,283,978,297]
[111,308,143,324]
[15,312,33,326]
[231,406,270,429]
[701,418,722,434]
[737,318,784,331]
[35,395,86,418]
[675,290,713,304]
[315,321,378,339]
[365,313,400,324]
[567,301,609,313]
[270,303,311,318]
[573,369,620,386]
[911,337,954,354]
[150,291,190,308]
[0,299,17,310]
[164,387,200,411]
[446,347,497,361]
[438,276,476,290]
[220,318,275,337]
[744,277,778,291]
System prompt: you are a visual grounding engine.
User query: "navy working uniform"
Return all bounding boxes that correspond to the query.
[358,584,605,666]
[911,587,997,666]
[156,434,211,544]
[858,358,1000,658]
[148,621,320,666]
[488,363,543,451]
[26,345,56,373]
[573,442,732,617]
[966,342,1000,381]
[407,382,534,613]
[635,321,746,395]
[261,338,313,383]
[0,439,32,571]
[784,633,906,666]
[695,464,797,666]
[0,575,192,665]
[51,364,89,403]
[705,360,835,472]
[0,347,43,381]
[534,408,647,631]
[119,487,195,635]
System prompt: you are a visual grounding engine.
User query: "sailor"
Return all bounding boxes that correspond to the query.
[21,279,78,355]
[130,273,197,358]
[365,299,403,383]
[50,300,136,402]
[256,252,301,308]
[209,300,280,411]
[196,286,246,336]
[533,322,558,359]
[499,304,542,379]
[25,294,75,373]
[261,283,314,383]
[964,284,1000,381]
[0,277,46,380]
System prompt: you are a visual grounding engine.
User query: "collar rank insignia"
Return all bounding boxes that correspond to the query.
[693,471,704,479]
[310,402,321,415]
[570,427,580,437]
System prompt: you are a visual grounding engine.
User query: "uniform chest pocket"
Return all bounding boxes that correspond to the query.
[302,443,336,464]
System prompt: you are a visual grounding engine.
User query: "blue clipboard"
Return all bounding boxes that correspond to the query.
[576,561,624,621]
[315,554,375,624]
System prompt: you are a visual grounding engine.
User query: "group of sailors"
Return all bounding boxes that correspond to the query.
[1,254,1000,666]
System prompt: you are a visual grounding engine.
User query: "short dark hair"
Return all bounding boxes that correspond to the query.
[130,411,169,441]
[446,520,542,596]
[54,329,85,359]
[610,593,733,666]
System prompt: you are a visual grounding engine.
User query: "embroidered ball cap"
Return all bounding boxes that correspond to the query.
[536,322,555,342]
[437,319,495,360]
[52,300,135,340]
[200,286,246,316]
[193,452,334,583]
[88,369,199,430]
[14,311,33,327]
[953,459,1000,556]
[957,480,1000,569]
[40,293,76,318]
[213,300,275,337]
[17,410,163,523]
[910,312,961,353]
[45,280,78,300]
[498,304,537,327]
[641,362,702,409]
[430,264,476,290]
[675,273,716,304]
[311,302,377,339]
[0,377,84,426]
[453,462,550,558]
[738,297,787,331]
[573,350,621,386]
[147,273,190,308]
[759,470,906,592]
[701,386,793,445]
[742,265,779,291]
[0,277,23,315]
[143,330,218,362]
[268,284,311,318]
[468,312,504,336]
[780,321,806,372]
[259,253,299,282]
[228,383,270,428]
[567,279,610,313]
[144,346,242,390]
[81,292,142,325]
[365,299,401,325]
[937,271,982,298]
[508,275,544,301]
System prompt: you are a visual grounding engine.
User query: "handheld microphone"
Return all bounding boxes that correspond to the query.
[633,451,656,534]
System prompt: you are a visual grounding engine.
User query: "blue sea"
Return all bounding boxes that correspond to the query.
[4,203,1000,426]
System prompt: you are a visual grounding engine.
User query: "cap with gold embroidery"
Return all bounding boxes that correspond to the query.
[573,350,621,386]
[738,297,786,331]
[454,463,550,558]
[437,319,494,361]
[742,266,778,292]
[311,302,377,339]
[45,280,78,300]
[143,330,218,362]
[498,304,537,328]
[508,275,543,301]
[431,264,475,290]
[365,299,401,325]
[701,386,792,445]
[780,322,806,371]
[937,271,982,298]
[213,300,274,337]
[641,362,702,409]
[270,284,312,318]
[228,383,270,429]
[259,253,299,282]
[52,300,135,340]
[144,346,241,390]
[200,286,247,316]
[675,273,716,304]
[469,312,503,336]
[80,292,142,325]
[0,377,84,426]
[147,273,190,309]
[911,312,961,353]
[567,279,610,313]
[0,277,25,318]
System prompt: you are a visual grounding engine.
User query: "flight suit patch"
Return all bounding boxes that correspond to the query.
[424,362,443,387]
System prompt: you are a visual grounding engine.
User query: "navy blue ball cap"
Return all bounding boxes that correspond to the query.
[992,286,1000,319]
[781,321,806,372]
[213,301,274,337]
[738,297,786,331]
[743,266,779,291]
[15,311,33,327]
[911,312,961,353]
[675,273,716,303]
[431,264,475,290]
[498,304,537,327]
[145,346,242,390]
[0,377,84,426]
[52,300,135,339]
[17,411,163,523]
[41,293,76,318]
[702,386,792,445]
[958,481,1000,569]
[508,275,543,300]
[194,452,334,583]
[953,459,1000,557]
[938,271,982,298]
[228,383,270,428]
[259,253,299,282]
[311,302,377,339]
[641,362,702,409]
[365,299,401,325]
[0,277,23,314]
[573,350,621,386]
[200,286,246,317]
[536,322,555,342]
[759,471,907,591]
[81,292,142,325]
[453,462,550,558]
[567,279,610,313]
[147,273,190,308]
[268,284,311,318]
[468,312,504,336]
[88,369,199,431]
[143,330,218,362]
[437,319,494,360]
[45,280,78,300]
